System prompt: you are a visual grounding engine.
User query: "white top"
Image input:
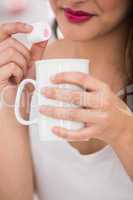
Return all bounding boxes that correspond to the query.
[29,84,133,200]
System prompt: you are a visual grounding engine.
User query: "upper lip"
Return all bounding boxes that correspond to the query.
[63,7,95,16]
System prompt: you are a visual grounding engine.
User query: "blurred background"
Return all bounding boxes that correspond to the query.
[0,0,62,46]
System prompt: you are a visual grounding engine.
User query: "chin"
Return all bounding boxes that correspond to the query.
[58,23,102,42]
[62,31,98,42]
[57,16,108,42]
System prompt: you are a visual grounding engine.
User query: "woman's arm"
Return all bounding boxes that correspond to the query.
[112,115,133,180]
[0,22,48,199]
[0,102,34,200]
[0,22,34,200]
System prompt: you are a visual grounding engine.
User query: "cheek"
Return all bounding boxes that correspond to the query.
[98,0,124,11]
[49,0,58,12]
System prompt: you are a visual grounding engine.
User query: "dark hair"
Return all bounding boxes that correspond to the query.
[123,10,133,106]
[52,19,58,39]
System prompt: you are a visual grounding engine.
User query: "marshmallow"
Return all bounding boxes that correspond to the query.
[27,22,52,44]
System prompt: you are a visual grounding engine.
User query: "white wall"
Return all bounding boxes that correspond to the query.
[0,0,54,23]
[0,0,55,46]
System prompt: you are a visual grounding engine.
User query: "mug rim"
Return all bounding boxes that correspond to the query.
[35,58,90,66]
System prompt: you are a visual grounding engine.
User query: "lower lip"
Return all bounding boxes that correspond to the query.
[64,10,94,23]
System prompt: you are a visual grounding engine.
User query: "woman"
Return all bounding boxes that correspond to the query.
[0,0,133,199]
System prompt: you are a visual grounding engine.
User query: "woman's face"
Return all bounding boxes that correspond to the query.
[50,0,130,41]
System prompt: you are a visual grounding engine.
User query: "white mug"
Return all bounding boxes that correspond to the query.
[15,59,89,141]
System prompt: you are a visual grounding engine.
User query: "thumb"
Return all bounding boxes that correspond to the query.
[30,40,48,61]
[25,41,48,92]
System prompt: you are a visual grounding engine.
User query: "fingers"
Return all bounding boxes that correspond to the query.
[31,40,48,61]
[0,22,33,89]
[0,47,28,76]
[51,72,107,92]
[39,105,108,124]
[25,63,35,79]
[52,125,99,141]
[0,63,23,84]
[0,37,31,64]
[27,40,48,82]
[41,87,103,109]
[0,22,33,42]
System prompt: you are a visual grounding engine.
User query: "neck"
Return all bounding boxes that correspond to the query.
[65,21,130,92]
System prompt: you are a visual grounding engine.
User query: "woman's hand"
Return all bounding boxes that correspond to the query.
[0,22,33,90]
[40,72,133,145]
[0,21,48,89]
[0,21,48,107]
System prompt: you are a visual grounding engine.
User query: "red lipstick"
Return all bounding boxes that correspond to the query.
[64,8,95,23]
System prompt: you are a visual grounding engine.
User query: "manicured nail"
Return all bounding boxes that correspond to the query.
[42,87,52,96]
[39,106,43,113]
[24,24,33,31]
[52,127,59,133]
[50,75,56,82]
[37,41,48,47]
[39,105,50,112]
[39,106,46,113]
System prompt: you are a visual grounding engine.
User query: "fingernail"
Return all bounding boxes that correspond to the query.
[39,106,48,113]
[37,41,48,47]
[24,24,33,31]
[39,106,45,113]
[52,127,59,133]
[50,75,56,82]
[41,87,52,96]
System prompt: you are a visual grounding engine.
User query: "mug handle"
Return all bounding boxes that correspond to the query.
[15,79,38,126]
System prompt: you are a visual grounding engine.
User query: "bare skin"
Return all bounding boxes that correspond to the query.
[43,32,128,156]
[40,19,133,179]
[40,0,133,179]
[0,22,48,200]
[0,7,132,199]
